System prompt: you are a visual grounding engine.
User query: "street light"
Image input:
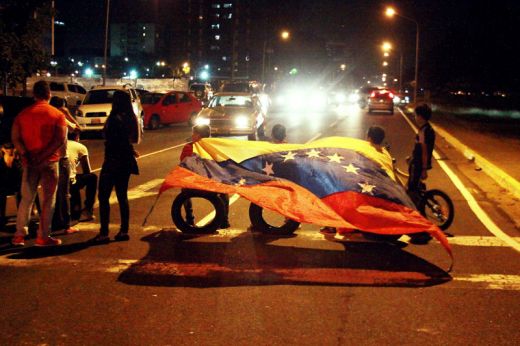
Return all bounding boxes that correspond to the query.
[381,40,404,94]
[385,6,420,103]
[262,30,290,83]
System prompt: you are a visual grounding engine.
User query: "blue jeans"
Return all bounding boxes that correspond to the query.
[15,162,59,239]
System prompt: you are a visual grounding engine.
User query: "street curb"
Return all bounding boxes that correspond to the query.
[431,122,520,200]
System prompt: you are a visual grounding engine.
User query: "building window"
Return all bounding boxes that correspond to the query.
[210,45,220,51]
[223,3,232,8]
[212,4,221,8]
[215,35,220,40]
[222,56,227,61]
[227,13,232,19]
[211,24,220,30]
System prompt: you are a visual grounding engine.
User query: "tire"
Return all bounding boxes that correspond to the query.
[419,189,454,231]
[188,113,197,126]
[171,190,225,234]
[148,114,160,130]
[248,203,300,235]
[361,232,401,242]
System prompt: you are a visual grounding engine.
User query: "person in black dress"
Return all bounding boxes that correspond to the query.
[90,90,141,243]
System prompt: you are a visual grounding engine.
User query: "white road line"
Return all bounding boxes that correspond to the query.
[398,108,520,253]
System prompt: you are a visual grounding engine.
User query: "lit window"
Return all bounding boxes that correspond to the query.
[212,4,221,8]
[227,13,232,19]
[223,3,232,8]
[211,24,220,29]
[215,35,220,40]
[142,33,146,37]
[210,45,220,51]
[222,56,227,61]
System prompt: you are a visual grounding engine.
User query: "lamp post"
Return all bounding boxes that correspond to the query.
[382,41,403,93]
[102,0,110,86]
[385,7,420,103]
[262,30,290,83]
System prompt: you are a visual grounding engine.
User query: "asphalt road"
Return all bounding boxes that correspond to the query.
[1,104,519,345]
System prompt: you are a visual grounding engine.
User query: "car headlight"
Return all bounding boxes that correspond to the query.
[234,115,250,128]
[312,92,328,109]
[393,96,401,103]
[335,93,346,103]
[348,93,360,103]
[195,117,210,126]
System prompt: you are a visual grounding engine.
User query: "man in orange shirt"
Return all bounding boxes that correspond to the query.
[11,80,67,247]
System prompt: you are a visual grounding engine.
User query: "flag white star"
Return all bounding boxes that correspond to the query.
[237,178,247,186]
[327,153,343,163]
[262,161,274,176]
[281,151,296,162]
[358,182,376,194]
[342,163,360,175]
[306,149,321,159]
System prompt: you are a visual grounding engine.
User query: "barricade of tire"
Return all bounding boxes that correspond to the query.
[171,190,225,234]
[248,203,300,235]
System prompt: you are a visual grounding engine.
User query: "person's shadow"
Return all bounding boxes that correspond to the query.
[118,229,451,288]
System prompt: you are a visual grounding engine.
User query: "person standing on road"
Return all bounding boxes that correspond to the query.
[90,90,141,244]
[180,124,230,229]
[271,124,287,144]
[49,96,80,235]
[11,80,67,247]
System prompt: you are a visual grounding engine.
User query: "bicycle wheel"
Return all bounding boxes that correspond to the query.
[419,189,454,231]
[249,203,300,235]
[171,190,225,234]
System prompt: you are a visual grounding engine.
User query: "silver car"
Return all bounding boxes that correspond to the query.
[195,92,265,140]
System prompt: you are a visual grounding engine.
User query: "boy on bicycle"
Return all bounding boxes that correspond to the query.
[407,104,435,198]
[407,104,436,243]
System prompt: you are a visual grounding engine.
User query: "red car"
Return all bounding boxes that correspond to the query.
[141,91,202,129]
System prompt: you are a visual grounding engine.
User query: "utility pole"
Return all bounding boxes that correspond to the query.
[102,0,110,86]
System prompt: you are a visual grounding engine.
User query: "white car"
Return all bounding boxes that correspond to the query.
[49,81,87,108]
[75,85,144,132]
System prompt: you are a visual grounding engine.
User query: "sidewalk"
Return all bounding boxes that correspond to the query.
[408,106,520,200]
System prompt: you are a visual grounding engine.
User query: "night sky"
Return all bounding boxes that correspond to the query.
[54,0,519,90]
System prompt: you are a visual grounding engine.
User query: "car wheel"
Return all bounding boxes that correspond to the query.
[188,113,197,126]
[148,114,160,130]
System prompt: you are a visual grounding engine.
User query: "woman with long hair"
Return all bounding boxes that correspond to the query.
[90,90,141,243]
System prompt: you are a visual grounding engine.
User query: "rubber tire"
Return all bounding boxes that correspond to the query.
[188,113,197,126]
[171,190,225,234]
[419,189,454,231]
[148,114,160,130]
[248,203,300,235]
[361,232,401,242]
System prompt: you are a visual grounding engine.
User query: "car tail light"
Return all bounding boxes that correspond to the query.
[370,91,376,98]
[389,92,394,98]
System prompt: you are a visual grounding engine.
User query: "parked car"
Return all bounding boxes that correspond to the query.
[189,83,213,106]
[48,81,87,108]
[75,85,144,132]
[195,92,265,140]
[142,91,202,129]
[367,89,395,114]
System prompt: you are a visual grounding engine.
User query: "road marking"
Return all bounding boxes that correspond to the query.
[453,274,520,290]
[398,108,520,253]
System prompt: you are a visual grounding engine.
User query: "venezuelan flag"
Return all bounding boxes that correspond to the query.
[160,137,451,253]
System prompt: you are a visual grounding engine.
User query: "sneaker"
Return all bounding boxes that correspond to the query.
[64,227,79,235]
[114,232,130,242]
[320,226,336,235]
[35,236,62,247]
[219,221,231,229]
[88,234,110,244]
[11,236,25,247]
[79,209,95,222]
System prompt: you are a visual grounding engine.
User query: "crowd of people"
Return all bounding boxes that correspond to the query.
[1,79,435,247]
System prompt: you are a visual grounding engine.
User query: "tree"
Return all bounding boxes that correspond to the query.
[0,0,51,95]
